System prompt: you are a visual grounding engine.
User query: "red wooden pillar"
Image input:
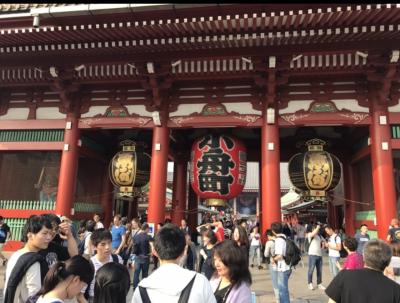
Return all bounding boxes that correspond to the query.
[55,114,80,216]
[261,106,281,235]
[171,160,188,226]
[101,172,114,228]
[147,120,169,227]
[370,100,398,239]
[343,162,356,236]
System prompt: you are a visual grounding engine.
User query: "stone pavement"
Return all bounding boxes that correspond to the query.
[0,252,332,303]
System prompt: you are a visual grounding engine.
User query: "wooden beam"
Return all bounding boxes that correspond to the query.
[0,119,66,129]
[0,141,64,150]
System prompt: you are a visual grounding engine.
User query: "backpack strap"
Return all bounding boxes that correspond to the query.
[4,252,47,303]
[139,286,151,303]
[111,254,119,263]
[178,274,196,303]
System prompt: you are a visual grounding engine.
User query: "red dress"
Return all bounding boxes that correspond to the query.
[215,226,225,242]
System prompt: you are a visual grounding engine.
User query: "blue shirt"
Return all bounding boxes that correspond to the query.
[355,232,370,254]
[111,225,126,249]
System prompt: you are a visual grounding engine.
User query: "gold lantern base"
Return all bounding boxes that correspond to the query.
[206,198,226,207]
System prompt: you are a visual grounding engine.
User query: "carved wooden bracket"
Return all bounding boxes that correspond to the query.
[169,103,261,128]
[280,100,370,126]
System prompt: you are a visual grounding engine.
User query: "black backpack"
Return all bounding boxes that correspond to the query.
[139,274,196,303]
[335,235,348,258]
[4,252,48,303]
[278,236,302,268]
[78,233,91,255]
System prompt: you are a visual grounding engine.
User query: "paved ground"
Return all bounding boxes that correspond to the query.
[0,252,332,302]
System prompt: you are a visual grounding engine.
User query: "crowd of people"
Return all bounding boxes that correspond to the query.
[1,212,400,303]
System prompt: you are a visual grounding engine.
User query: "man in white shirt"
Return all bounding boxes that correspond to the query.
[4,215,53,303]
[93,214,104,230]
[132,223,216,303]
[306,224,326,290]
[271,222,292,303]
[324,226,342,278]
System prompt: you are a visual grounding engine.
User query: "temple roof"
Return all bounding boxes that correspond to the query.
[0,3,77,13]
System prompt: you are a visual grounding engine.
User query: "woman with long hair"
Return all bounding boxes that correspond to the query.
[33,255,94,303]
[210,240,252,303]
[93,262,130,303]
[232,225,250,266]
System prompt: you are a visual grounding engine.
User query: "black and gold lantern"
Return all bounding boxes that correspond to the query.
[109,140,151,197]
[288,139,341,200]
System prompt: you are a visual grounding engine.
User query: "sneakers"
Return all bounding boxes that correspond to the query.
[317,284,326,290]
[308,283,314,290]
[2,259,7,266]
[258,265,264,270]
[250,264,254,268]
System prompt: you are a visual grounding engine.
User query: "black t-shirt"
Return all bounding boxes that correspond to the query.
[200,246,215,280]
[0,223,10,243]
[134,232,153,258]
[214,284,230,303]
[40,241,70,268]
[325,268,400,303]
[388,227,400,243]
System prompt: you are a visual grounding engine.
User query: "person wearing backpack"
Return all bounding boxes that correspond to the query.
[271,222,292,303]
[264,229,279,303]
[79,220,95,259]
[83,228,123,302]
[4,215,53,303]
[132,223,216,303]
[306,223,326,290]
[324,226,342,278]
[29,255,94,303]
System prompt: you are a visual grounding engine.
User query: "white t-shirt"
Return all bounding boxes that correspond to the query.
[132,263,216,303]
[328,234,341,258]
[250,233,261,246]
[307,233,323,256]
[86,254,123,297]
[83,231,93,255]
[274,234,291,272]
[95,222,104,230]
[4,249,42,303]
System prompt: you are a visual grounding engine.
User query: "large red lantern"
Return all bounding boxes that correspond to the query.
[190,134,247,207]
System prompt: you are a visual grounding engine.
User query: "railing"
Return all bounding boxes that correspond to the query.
[0,200,55,210]
[0,130,64,142]
[0,200,103,213]
[0,200,103,242]
[5,218,27,241]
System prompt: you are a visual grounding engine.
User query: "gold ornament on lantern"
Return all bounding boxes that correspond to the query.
[109,140,151,197]
[288,139,341,200]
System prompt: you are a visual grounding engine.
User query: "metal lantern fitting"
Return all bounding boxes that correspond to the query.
[288,138,341,200]
[109,140,151,197]
[190,134,247,208]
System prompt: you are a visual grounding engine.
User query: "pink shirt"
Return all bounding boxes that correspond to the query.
[343,252,364,270]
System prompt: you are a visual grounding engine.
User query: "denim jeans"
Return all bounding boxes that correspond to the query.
[328,256,340,277]
[133,256,150,289]
[308,255,322,284]
[249,245,261,267]
[277,269,292,303]
[269,264,279,302]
